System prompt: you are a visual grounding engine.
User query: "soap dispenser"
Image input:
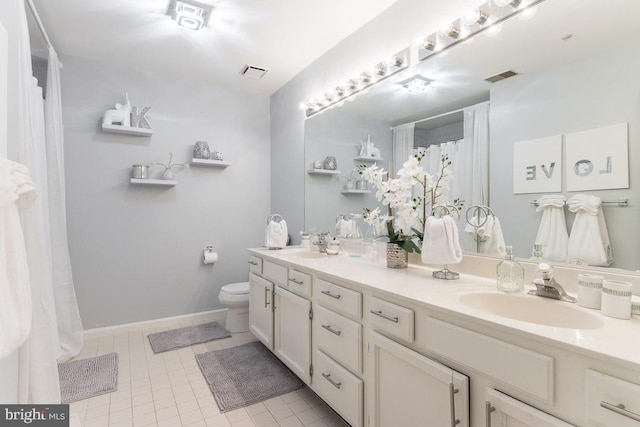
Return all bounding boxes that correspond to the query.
[496,246,525,292]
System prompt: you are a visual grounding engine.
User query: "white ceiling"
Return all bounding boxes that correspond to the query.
[29,0,403,95]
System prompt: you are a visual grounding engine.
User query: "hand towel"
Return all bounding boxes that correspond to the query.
[421,215,463,265]
[0,157,37,359]
[534,195,568,262]
[567,194,612,266]
[264,218,288,248]
[464,215,506,257]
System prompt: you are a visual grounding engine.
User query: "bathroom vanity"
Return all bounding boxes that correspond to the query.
[247,247,640,427]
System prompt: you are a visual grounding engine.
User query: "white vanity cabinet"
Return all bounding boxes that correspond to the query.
[312,277,364,427]
[274,285,312,383]
[249,272,273,350]
[368,330,469,427]
[485,389,574,427]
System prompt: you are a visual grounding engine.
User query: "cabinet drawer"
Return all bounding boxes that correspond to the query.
[248,255,262,274]
[368,296,414,343]
[288,269,312,298]
[425,317,554,403]
[313,349,363,427]
[262,260,287,285]
[314,278,362,319]
[586,369,640,427]
[314,305,362,374]
[487,389,574,426]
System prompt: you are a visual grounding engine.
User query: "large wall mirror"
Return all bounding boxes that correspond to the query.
[304,0,640,273]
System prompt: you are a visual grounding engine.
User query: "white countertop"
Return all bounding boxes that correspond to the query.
[249,247,640,370]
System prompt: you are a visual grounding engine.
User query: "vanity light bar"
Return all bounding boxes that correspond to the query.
[303,47,412,118]
[418,0,547,61]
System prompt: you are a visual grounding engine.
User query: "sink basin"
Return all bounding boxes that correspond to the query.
[459,292,605,329]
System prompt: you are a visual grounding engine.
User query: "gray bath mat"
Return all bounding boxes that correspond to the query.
[58,353,119,404]
[195,341,304,412]
[147,321,231,353]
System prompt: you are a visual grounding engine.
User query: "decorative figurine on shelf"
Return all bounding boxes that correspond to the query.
[131,106,151,129]
[151,152,189,180]
[193,141,211,159]
[103,93,131,126]
[212,150,223,161]
[359,135,381,159]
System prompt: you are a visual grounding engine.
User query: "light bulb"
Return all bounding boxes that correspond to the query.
[462,9,489,26]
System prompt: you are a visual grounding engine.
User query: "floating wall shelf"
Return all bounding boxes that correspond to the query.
[102,123,153,136]
[308,169,341,175]
[190,159,232,167]
[341,189,371,194]
[130,178,177,187]
[354,156,383,162]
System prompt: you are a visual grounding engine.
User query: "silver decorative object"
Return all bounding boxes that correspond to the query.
[193,141,211,159]
[131,106,151,129]
[323,156,337,170]
[386,243,408,269]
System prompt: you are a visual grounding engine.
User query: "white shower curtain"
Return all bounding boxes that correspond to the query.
[1,0,83,403]
[392,123,415,176]
[422,102,490,251]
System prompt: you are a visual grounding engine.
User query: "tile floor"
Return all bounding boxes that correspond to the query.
[70,313,349,427]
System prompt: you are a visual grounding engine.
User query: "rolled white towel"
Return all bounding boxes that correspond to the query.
[421,215,463,265]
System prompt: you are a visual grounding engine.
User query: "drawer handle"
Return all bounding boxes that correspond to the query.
[370,310,399,323]
[321,324,342,336]
[289,277,304,285]
[485,401,496,427]
[321,290,342,299]
[449,383,460,427]
[248,260,258,265]
[321,372,342,389]
[601,401,640,422]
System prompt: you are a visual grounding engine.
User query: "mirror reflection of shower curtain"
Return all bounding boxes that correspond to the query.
[423,102,490,252]
[391,123,415,176]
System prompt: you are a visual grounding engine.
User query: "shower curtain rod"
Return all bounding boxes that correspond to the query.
[25,0,54,52]
[390,101,490,130]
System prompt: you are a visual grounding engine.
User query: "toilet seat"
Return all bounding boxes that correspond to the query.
[221,282,249,295]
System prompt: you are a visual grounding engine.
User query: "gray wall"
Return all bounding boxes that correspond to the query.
[61,56,270,328]
[270,0,476,244]
[490,40,640,269]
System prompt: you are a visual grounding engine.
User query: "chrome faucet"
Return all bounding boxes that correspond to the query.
[312,232,330,253]
[528,263,577,303]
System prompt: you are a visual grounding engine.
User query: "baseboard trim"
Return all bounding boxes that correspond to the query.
[83,309,227,339]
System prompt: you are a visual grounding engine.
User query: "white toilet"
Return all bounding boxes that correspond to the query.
[218,282,250,333]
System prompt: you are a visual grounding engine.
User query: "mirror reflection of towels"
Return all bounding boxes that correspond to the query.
[421,215,462,265]
[534,195,568,262]
[567,194,612,266]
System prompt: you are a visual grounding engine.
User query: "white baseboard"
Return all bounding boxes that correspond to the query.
[83,309,227,339]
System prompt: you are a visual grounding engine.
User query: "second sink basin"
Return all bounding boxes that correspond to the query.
[459,292,605,329]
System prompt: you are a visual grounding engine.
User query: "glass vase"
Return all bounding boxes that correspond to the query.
[386,243,408,269]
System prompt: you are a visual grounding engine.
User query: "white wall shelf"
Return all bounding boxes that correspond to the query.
[130,178,177,186]
[102,123,153,136]
[354,156,383,162]
[190,158,232,167]
[341,189,371,194]
[308,169,341,175]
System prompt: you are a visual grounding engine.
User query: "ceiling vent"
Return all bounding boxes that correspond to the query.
[240,65,268,79]
[484,70,518,83]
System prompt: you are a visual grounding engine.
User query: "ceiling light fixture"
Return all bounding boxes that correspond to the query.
[167,0,212,31]
[398,75,433,94]
[418,0,546,61]
[303,47,411,117]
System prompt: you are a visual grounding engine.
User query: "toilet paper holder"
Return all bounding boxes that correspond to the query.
[204,245,214,253]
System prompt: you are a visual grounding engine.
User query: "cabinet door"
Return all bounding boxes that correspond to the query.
[274,286,311,384]
[486,389,575,427]
[368,331,469,427]
[249,273,273,350]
